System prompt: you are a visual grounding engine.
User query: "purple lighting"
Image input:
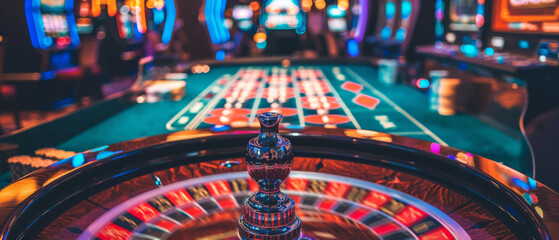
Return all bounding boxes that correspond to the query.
[430,143,441,154]
[354,0,369,42]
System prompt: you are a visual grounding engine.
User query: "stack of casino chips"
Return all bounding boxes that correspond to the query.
[428,70,449,112]
[34,148,76,160]
[7,155,56,181]
[7,148,76,181]
[145,80,186,102]
[437,78,462,116]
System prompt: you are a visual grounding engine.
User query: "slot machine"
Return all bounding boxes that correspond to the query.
[143,0,177,57]
[416,0,485,57]
[260,0,306,55]
[208,1,257,59]
[364,0,425,59]
[114,0,146,64]
[324,0,370,57]
[366,0,400,50]
[73,0,110,100]
[0,0,82,109]
[111,0,176,73]
[204,0,232,58]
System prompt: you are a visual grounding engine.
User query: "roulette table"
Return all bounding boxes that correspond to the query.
[0,126,557,239]
[3,60,531,177]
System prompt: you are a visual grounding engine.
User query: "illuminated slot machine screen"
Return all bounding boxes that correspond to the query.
[233,5,254,31]
[327,5,347,32]
[492,0,559,33]
[449,0,479,32]
[40,0,72,47]
[261,0,304,30]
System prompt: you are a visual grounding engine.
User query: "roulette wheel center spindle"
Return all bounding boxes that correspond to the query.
[239,112,303,240]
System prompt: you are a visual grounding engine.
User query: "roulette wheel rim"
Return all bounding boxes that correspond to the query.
[78,171,471,240]
[0,127,555,240]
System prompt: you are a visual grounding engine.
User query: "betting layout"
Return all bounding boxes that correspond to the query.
[79,172,468,240]
[166,66,445,145]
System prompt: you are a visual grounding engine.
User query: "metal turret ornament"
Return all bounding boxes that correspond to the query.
[238,112,302,240]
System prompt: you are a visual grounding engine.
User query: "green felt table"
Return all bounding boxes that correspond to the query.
[0,63,530,176]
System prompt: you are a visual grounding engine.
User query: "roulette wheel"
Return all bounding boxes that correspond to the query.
[0,113,557,240]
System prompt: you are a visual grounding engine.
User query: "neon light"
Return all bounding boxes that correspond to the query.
[435,0,444,41]
[212,125,231,132]
[72,153,85,168]
[216,49,225,61]
[107,0,117,16]
[354,0,368,42]
[401,1,412,19]
[430,143,441,153]
[337,0,349,10]
[42,71,56,80]
[25,0,39,48]
[347,39,359,57]
[395,28,406,42]
[205,0,218,43]
[256,41,267,49]
[254,32,267,43]
[161,0,176,44]
[513,178,530,191]
[219,0,230,42]
[523,193,533,205]
[154,8,164,25]
[96,151,119,160]
[92,0,101,17]
[205,0,229,44]
[34,0,50,49]
[92,0,116,17]
[461,44,478,57]
[327,5,346,18]
[381,26,391,40]
[238,20,253,31]
[386,1,395,20]
[476,2,484,27]
[518,40,530,49]
[416,78,430,88]
[528,178,537,189]
[136,0,147,33]
[65,0,80,47]
[484,47,494,56]
[91,145,109,152]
